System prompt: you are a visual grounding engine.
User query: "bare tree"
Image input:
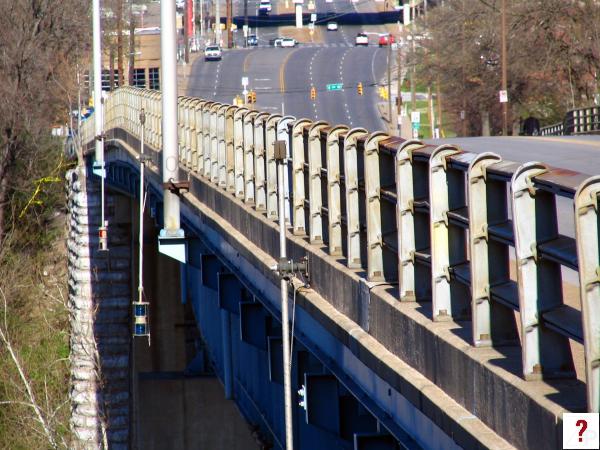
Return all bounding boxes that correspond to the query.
[0,0,85,246]
[416,0,600,134]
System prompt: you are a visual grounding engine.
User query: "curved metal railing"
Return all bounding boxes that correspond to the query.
[82,86,599,413]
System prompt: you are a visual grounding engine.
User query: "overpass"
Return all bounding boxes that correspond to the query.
[70,86,599,449]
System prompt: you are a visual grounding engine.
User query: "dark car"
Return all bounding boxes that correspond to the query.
[247,34,258,46]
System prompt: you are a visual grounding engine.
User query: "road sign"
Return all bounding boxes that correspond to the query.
[499,90,508,103]
[411,111,421,124]
[311,13,317,22]
[242,77,249,87]
[326,83,343,91]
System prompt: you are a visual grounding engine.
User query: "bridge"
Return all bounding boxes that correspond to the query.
[71,86,599,449]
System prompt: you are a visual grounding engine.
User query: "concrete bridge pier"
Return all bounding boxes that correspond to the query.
[67,165,259,449]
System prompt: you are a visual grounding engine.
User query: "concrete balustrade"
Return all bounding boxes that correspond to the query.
[80,87,600,416]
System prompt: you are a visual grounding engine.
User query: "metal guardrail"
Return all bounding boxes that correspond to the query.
[541,106,600,136]
[83,86,600,413]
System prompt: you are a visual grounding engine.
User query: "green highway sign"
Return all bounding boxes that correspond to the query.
[326,83,343,91]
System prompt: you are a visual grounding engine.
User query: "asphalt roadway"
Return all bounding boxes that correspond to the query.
[187,0,390,131]
[186,3,600,245]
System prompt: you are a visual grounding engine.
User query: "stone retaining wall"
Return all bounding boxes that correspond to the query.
[67,166,132,449]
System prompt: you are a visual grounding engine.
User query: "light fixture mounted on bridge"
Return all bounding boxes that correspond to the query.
[276,256,309,283]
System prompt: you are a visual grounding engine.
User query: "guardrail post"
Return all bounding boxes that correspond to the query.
[364,132,389,281]
[202,102,212,177]
[266,114,282,219]
[308,121,329,244]
[574,176,600,412]
[253,113,269,211]
[233,107,248,198]
[326,125,349,256]
[177,98,185,165]
[225,106,237,193]
[292,119,312,235]
[429,145,470,321]
[468,153,518,346]
[243,111,257,204]
[396,140,430,301]
[277,116,296,226]
[209,103,220,182]
[344,128,368,269]
[185,98,194,168]
[217,104,228,188]
[511,162,575,379]
[193,100,204,172]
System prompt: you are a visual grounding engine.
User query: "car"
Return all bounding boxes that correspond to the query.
[247,34,258,46]
[258,0,272,14]
[204,45,222,61]
[378,34,395,47]
[355,33,369,46]
[269,37,283,47]
[280,37,296,48]
[327,22,338,31]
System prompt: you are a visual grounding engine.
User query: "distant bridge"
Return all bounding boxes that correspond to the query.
[76,86,599,449]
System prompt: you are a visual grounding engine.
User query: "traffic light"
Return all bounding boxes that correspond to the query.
[310,86,316,101]
[378,86,388,100]
[357,82,363,96]
[247,90,256,104]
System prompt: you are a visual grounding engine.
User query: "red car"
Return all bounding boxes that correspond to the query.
[378,34,395,47]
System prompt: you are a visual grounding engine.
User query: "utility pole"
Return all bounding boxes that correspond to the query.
[500,0,508,135]
[436,78,443,137]
[184,0,190,63]
[216,0,221,46]
[387,38,392,126]
[117,0,124,86]
[397,40,402,134]
[199,0,204,40]
[410,36,416,113]
[244,0,249,47]
[226,0,233,49]
[128,1,136,86]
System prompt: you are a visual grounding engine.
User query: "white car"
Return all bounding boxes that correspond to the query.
[327,22,338,31]
[204,45,222,61]
[258,0,272,13]
[355,33,369,46]
[280,37,296,48]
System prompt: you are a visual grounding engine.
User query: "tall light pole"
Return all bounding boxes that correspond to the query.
[92,0,103,167]
[160,0,184,247]
[500,0,508,135]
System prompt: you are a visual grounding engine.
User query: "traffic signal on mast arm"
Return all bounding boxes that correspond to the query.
[310,86,317,100]
[357,82,364,96]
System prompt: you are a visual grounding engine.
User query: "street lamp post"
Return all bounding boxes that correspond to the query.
[500,0,508,135]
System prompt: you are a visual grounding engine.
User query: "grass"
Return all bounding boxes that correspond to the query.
[0,141,72,449]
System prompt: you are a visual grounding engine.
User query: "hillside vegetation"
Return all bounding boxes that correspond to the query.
[0,0,85,447]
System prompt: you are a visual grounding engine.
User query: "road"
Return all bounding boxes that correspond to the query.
[186,3,600,241]
[187,0,391,130]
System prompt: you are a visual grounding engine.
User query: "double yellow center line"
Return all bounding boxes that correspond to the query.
[280,49,299,93]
